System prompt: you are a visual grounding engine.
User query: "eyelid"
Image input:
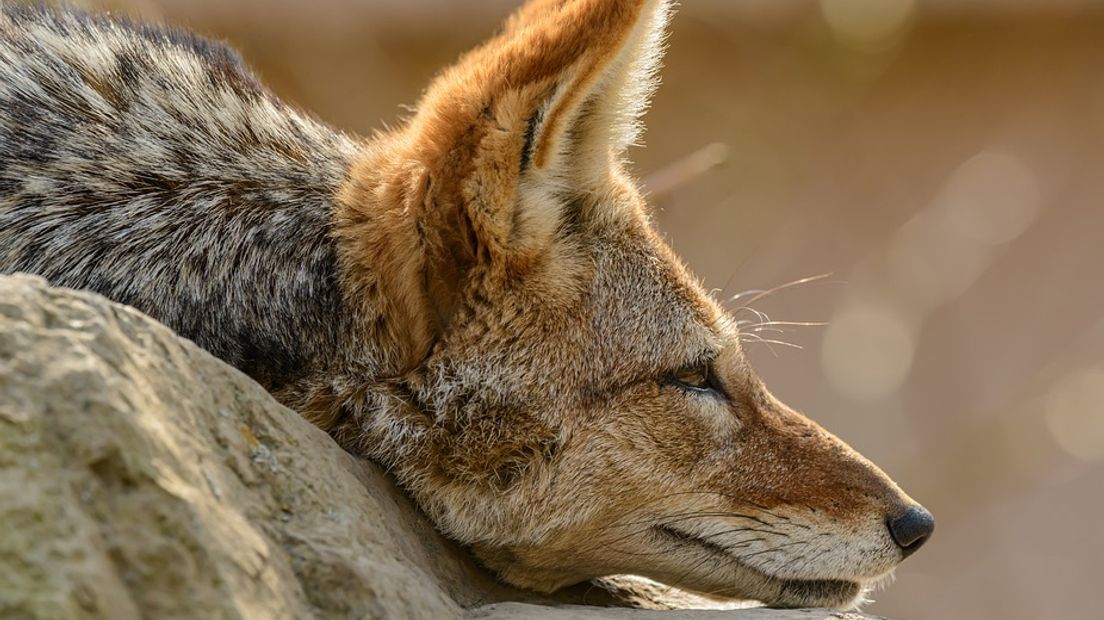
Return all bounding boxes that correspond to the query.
[666,355,729,400]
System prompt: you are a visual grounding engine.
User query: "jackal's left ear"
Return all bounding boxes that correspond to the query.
[336,0,672,370]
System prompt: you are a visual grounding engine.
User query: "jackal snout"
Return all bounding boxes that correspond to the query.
[709,381,935,565]
[755,400,935,561]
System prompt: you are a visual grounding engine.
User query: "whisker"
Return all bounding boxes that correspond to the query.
[739,335,781,357]
[746,320,829,329]
[669,550,718,588]
[700,525,786,540]
[737,539,809,561]
[684,490,793,519]
[615,490,789,521]
[733,306,772,326]
[728,273,834,309]
[739,334,804,351]
[663,534,775,587]
[747,326,787,335]
[592,489,800,553]
[614,509,780,531]
[796,546,833,575]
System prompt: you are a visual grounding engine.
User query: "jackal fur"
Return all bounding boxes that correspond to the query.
[0,1,931,608]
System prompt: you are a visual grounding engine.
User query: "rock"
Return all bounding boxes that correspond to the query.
[469,605,883,620]
[0,275,884,620]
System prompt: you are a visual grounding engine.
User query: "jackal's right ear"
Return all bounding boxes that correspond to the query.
[419,0,673,185]
[336,0,672,371]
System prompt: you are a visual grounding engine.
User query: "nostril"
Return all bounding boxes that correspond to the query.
[888,505,935,558]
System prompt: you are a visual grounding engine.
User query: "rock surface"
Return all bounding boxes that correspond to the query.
[471,606,881,620]
[0,275,883,620]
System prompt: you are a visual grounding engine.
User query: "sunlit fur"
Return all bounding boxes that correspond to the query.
[0,0,928,609]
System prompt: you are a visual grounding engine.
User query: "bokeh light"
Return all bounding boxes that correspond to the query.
[822,302,915,402]
[820,0,916,51]
[886,148,1041,316]
[1045,366,1104,462]
[942,150,1042,247]
[823,146,1043,403]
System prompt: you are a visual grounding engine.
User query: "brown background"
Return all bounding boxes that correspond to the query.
[54,1,1104,618]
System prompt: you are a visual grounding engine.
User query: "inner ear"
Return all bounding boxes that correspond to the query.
[520,104,546,172]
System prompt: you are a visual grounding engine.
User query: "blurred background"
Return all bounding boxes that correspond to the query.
[61,1,1104,617]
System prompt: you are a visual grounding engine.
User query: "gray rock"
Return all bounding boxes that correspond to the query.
[0,275,883,620]
[469,605,883,620]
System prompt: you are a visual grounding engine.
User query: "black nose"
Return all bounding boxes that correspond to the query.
[888,505,934,558]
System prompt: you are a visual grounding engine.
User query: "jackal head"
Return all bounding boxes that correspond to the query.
[333,0,932,609]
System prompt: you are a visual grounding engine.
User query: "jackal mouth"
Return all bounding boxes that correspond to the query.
[652,524,863,608]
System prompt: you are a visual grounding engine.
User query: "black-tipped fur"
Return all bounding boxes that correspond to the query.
[0,5,358,392]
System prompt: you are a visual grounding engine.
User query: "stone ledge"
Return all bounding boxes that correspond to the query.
[469,603,883,619]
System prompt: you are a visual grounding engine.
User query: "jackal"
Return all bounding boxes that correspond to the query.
[0,0,932,608]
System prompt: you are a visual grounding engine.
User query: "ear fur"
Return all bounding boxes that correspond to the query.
[335,0,672,370]
[416,0,672,181]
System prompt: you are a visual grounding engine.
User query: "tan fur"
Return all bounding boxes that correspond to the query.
[328,0,932,609]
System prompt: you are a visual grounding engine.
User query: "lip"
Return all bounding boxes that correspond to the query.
[652,524,863,608]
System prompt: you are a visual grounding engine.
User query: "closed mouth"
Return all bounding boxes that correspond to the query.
[652,524,862,608]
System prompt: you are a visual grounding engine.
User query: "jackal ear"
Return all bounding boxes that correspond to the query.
[336,0,671,370]
[502,0,673,181]
[407,0,673,244]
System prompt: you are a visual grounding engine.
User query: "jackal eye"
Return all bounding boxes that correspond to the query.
[667,362,724,397]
